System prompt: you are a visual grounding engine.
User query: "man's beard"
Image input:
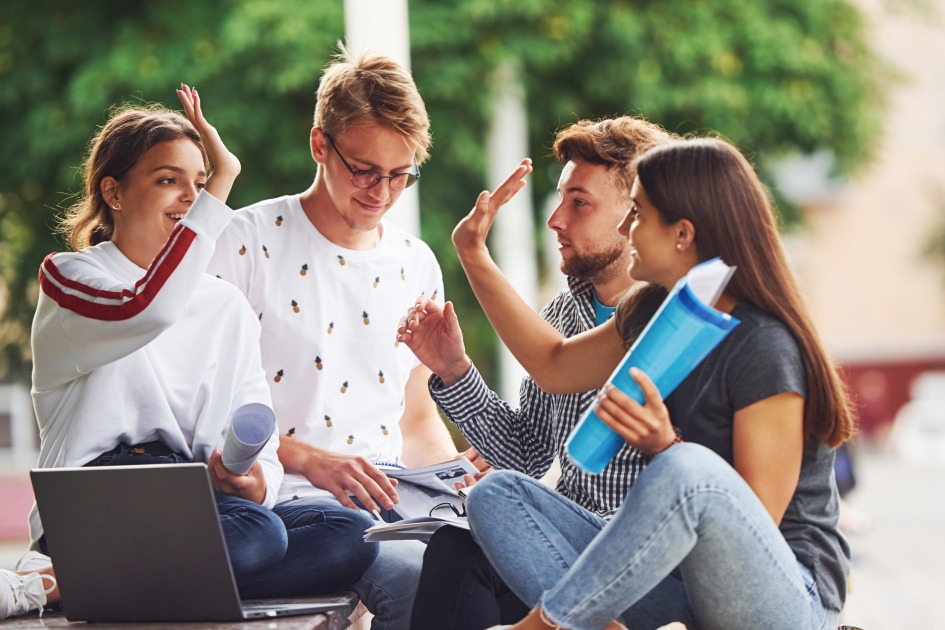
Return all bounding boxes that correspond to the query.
[561,242,625,284]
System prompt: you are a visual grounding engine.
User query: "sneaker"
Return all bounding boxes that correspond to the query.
[0,569,56,619]
[14,551,52,573]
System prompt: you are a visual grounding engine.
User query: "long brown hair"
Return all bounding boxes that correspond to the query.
[60,104,205,251]
[635,138,854,447]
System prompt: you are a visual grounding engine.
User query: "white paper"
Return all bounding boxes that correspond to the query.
[375,458,479,519]
[221,403,276,475]
[363,515,469,542]
[683,257,736,307]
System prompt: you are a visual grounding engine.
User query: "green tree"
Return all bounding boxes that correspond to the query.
[0,0,888,384]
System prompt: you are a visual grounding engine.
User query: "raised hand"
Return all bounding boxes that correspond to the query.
[177,83,241,202]
[452,158,532,262]
[594,368,678,456]
[398,295,471,386]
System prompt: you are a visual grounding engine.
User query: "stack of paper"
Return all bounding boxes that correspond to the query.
[363,515,469,542]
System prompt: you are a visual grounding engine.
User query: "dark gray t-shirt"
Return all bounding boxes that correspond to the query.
[618,301,850,610]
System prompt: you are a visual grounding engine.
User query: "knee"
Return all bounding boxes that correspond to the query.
[645,442,740,487]
[219,496,288,542]
[342,540,380,586]
[466,471,523,518]
[218,499,289,574]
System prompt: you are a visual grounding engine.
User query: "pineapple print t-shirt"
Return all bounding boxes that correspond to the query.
[208,194,445,503]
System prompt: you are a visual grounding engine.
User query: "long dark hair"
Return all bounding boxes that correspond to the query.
[635,138,854,448]
[60,104,205,251]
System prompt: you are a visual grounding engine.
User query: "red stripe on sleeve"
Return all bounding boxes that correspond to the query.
[39,227,198,322]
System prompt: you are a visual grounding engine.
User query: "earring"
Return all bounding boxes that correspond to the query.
[676,243,682,250]
[112,204,121,211]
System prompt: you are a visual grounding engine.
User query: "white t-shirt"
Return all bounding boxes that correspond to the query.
[30,192,282,544]
[208,194,444,503]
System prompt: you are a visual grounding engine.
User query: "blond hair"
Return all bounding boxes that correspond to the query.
[314,43,431,163]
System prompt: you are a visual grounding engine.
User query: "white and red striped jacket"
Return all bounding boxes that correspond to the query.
[29,191,282,545]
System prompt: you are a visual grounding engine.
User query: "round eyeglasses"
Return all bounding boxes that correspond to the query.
[324,132,420,191]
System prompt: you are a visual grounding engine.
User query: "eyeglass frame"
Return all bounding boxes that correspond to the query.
[428,501,467,518]
[322,131,420,191]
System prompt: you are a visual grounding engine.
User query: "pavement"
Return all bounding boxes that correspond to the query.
[835,445,945,629]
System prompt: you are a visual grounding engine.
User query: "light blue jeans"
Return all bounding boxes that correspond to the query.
[468,443,839,630]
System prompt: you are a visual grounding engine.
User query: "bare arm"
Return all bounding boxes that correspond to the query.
[596,369,804,525]
[399,160,625,393]
[732,393,804,525]
[399,364,459,467]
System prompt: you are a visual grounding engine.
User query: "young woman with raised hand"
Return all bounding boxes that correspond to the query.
[399,138,853,629]
[0,87,376,620]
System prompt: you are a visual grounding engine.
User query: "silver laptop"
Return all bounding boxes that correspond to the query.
[31,463,348,622]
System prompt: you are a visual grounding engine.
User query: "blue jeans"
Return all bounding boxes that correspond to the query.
[309,496,425,630]
[468,444,839,630]
[81,448,377,598]
[239,497,378,598]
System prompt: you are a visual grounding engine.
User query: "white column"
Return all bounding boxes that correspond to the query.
[488,59,538,402]
[343,0,420,236]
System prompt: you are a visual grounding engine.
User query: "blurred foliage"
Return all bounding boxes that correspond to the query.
[0,0,889,384]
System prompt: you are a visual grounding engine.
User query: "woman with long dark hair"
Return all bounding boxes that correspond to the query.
[401,137,852,629]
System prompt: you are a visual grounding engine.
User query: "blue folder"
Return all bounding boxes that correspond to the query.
[566,258,741,474]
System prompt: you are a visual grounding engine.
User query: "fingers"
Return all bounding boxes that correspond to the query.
[491,159,533,206]
[461,445,479,463]
[470,190,493,221]
[330,459,399,514]
[458,159,532,242]
[462,447,494,480]
[177,84,198,126]
[399,294,440,334]
[629,367,664,407]
[455,473,478,491]
[330,488,360,511]
[595,395,646,444]
[595,379,674,453]
[207,452,266,503]
[191,86,203,121]
[463,446,489,473]
[443,300,459,329]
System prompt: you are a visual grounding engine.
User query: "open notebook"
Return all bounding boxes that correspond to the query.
[31,463,347,622]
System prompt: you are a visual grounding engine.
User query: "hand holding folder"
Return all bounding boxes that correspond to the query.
[566,258,740,474]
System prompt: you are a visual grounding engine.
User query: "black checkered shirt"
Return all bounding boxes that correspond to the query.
[429,276,646,518]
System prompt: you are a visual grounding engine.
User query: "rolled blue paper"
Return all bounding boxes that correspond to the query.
[566,276,740,474]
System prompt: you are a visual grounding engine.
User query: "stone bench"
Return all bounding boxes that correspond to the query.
[0,591,369,629]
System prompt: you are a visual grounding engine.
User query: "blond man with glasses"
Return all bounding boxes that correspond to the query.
[209,45,458,629]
